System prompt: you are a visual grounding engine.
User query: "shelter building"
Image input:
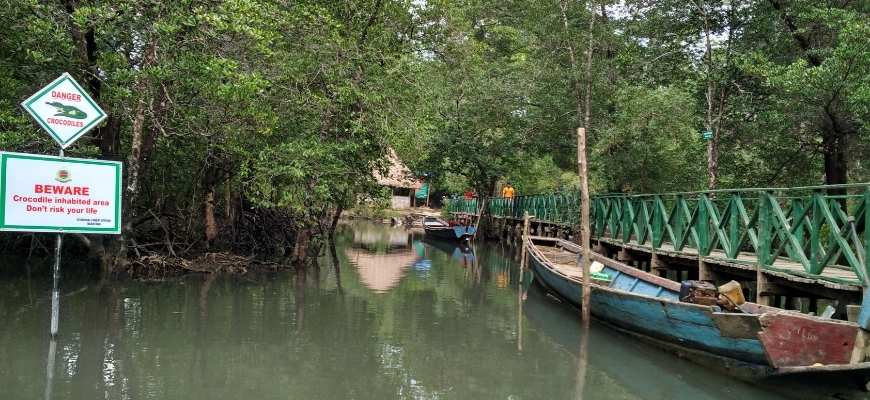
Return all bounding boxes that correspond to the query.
[375,149,421,209]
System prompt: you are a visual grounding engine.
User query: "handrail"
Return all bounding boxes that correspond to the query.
[446,184,870,287]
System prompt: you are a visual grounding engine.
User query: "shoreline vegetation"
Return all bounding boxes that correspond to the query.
[0,205,431,280]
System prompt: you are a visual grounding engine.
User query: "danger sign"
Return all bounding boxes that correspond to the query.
[0,152,122,234]
[20,73,107,148]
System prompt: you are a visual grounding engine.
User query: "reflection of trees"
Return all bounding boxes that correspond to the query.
[191,273,215,393]
[71,285,112,398]
[295,266,305,332]
[335,231,575,397]
[2,223,655,399]
[328,242,343,294]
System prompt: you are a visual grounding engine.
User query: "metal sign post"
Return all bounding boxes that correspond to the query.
[50,149,63,337]
[15,73,109,341]
[16,72,113,400]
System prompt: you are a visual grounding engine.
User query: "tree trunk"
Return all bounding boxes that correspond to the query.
[558,0,582,126]
[707,135,719,190]
[329,206,343,237]
[293,228,311,264]
[582,3,595,135]
[204,188,217,247]
[821,107,850,197]
[769,0,857,192]
[105,39,159,274]
[698,1,718,190]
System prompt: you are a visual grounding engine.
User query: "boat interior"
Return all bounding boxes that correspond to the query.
[526,236,782,316]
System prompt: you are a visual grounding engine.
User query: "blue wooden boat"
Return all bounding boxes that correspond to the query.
[423,217,476,241]
[525,236,870,386]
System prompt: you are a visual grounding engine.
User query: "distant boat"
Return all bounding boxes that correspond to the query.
[423,217,476,241]
[525,236,870,388]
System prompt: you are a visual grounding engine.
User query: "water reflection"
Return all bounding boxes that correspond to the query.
[0,222,854,399]
[424,237,476,270]
[346,225,419,293]
[351,224,415,252]
[43,337,56,400]
[345,247,418,293]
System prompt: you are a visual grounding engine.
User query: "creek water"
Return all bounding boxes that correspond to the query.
[0,222,863,399]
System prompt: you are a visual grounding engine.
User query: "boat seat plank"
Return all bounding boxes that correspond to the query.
[534,243,680,299]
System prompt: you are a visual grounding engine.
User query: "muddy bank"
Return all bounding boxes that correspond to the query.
[0,205,331,280]
[120,252,297,281]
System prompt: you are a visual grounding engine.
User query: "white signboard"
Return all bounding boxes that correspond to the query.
[20,73,107,148]
[0,152,122,234]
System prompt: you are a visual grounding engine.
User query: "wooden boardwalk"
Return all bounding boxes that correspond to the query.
[597,238,862,292]
[487,214,860,289]
[454,184,870,311]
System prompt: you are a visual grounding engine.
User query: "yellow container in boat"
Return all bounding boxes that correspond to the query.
[717,280,745,307]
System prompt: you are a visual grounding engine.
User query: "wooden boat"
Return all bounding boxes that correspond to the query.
[423,217,476,241]
[525,236,870,387]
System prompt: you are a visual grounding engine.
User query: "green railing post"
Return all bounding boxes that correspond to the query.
[757,191,772,268]
[673,195,685,251]
[621,198,632,243]
[697,194,710,256]
[607,198,619,239]
[810,191,823,274]
[791,198,806,262]
[861,188,870,330]
[652,195,664,250]
[865,188,870,282]
[727,196,739,258]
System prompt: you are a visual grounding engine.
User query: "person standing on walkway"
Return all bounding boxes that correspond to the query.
[501,183,516,199]
[501,183,516,217]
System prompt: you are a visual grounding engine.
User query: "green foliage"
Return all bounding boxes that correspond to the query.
[0,0,867,260]
[409,0,868,197]
[0,0,424,257]
[505,156,579,195]
[595,86,706,192]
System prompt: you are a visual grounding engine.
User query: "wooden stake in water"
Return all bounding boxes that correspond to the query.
[517,212,531,352]
[577,127,592,321]
[520,212,530,271]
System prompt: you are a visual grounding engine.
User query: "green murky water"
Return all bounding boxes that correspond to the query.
[0,222,861,399]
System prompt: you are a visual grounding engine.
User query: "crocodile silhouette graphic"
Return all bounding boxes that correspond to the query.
[45,102,88,119]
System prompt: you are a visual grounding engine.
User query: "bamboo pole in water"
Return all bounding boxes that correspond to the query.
[518,212,531,351]
[577,127,592,321]
[471,198,486,242]
[520,212,531,292]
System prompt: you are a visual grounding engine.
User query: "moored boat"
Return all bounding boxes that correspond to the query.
[423,216,476,241]
[525,235,870,387]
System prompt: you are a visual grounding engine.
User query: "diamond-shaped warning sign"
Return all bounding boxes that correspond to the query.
[20,72,107,149]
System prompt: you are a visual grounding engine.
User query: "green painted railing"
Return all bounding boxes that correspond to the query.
[448,184,870,286]
[446,198,481,215]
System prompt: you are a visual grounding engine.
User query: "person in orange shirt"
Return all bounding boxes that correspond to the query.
[501,183,516,198]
